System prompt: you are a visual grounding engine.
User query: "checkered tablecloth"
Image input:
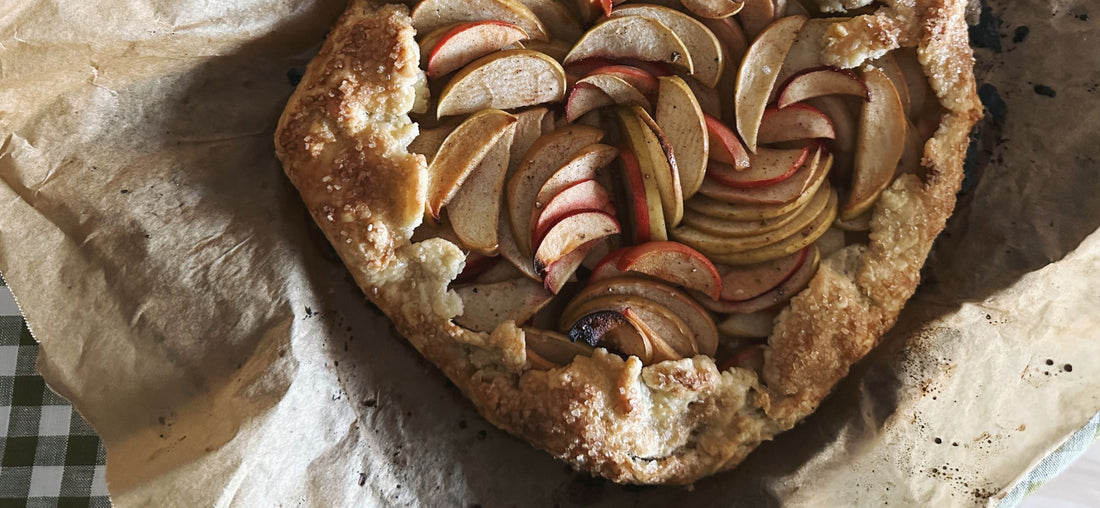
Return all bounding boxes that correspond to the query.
[0,275,110,507]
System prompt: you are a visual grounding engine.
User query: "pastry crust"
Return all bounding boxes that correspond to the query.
[275,0,981,484]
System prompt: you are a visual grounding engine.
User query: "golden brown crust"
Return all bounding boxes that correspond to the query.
[274,0,981,484]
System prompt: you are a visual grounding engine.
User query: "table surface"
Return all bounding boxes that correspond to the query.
[0,278,1095,507]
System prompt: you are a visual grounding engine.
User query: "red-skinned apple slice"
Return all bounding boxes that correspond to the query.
[616,106,684,227]
[565,83,614,123]
[841,67,906,220]
[542,238,602,294]
[587,247,627,282]
[422,21,530,79]
[698,245,820,312]
[412,0,549,41]
[655,75,709,198]
[717,246,807,301]
[735,15,807,152]
[616,241,723,300]
[610,4,725,87]
[566,74,650,122]
[438,49,566,117]
[533,210,620,275]
[563,16,694,74]
[698,147,822,205]
[563,294,695,361]
[771,18,834,94]
[448,121,516,254]
[717,311,777,338]
[574,0,614,21]
[453,277,553,332]
[507,125,605,259]
[517,0,582,41]
[533,143,618,213]
[617,147,664,243]
[453,252,501,285]
[705,113,751,169]
[708,145,809,188]
[777,67,869,109]
[523,328,594,368]
[580,276,718,356]
[532,180,617,248]
[681,0,744,19]
[758,104,836,144]
[738,0,777,39]
[582,65,659,96]
[428,109,518,219]
[565,310,652,363]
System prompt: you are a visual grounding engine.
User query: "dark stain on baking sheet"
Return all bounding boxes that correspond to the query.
[969,0,1003,52]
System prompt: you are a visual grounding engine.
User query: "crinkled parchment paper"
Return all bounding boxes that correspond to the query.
[0,0,1097,505]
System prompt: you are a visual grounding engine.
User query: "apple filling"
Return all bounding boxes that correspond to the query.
[407,0,939,371]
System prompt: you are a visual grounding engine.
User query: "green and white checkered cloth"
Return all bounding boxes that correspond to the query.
[0,274,110,508]
[0,272,1095,506]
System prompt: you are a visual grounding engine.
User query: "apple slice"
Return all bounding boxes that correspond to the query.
[411,0,549,41]
[448,121,515,254]
[738,0,776,39]
[574,0,614,21]
[533,210,620,275]
[566,74,650,122]
[716,344,765,373]
[673,184,833,255]
[533,143,619,213]
[497,204,541,280]
[438,49,566,117]
[698,147,823,205]
[771,18,834,94]
[517,0,582,41]
[703,190,835,265]
[408,121,458,159]
[453,252,501,285]
[508,107,551,170]
[533,179,617,247]
[833,211,871,231]
[563,16,694,74]
[699,245,820,312]
[708,146,810,188]
[616,241,723,300]
[681,0,744,19]
[700,17,748,62]
[777,67,869,108]
[453,277,553,332]
[872,52,911,117]
[717,246,807,301]
[841,67,906,220]
[735,15,807,152]
[428,109,518,218]
[542,238,602,294]
[616,106,684,227]
[705,113,751,169]
[523,328,594,367]
[583,65,659,96]
[563,294,695,360]
[684,76,723,118]
[617,147,665,243]
[807,96,856,178]
[686,193,809,221]
[815,226,846,257]
[610,4,725,87]
[895,47,930,118]
[717,311,777,338]
[565,310,652,363]
[656,76,709,198]
[518,39,573,62]
[758,104,836,144]
[680,199,803,237]
[580,276,718,356]
[507,125,605,258]
[421,21,530,78]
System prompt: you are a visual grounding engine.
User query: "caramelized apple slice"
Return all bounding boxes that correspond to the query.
[566,74,650,121]
[680,199,803,238]
[580,276,719,356]
[563,16,694,74]
[565,310,652,363]
[533,143,619,214]
[698,147,823,205]
[532,180,617,247]
[705,113,751,169]
[616,106,684,227]
[411,0,549,41]
[564,294,695,360]
[542,238,603,294]
[438,50,566,117]
[703,192,835,265]
[618,147,666,243]
[582,65,659,96]
[735,15,807,152]
[738,0,777,39]
[533,210,620,275]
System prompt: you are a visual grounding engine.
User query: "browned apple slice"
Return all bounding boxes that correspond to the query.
[698,244,819,312]
[703,192,835,265]
[610,4,725,87]
[708,145,810,188]
[438,49,566,117]
[428,109,518,218]
[412,0,549,41]
[616,241,723,300]
[681,0,744,18]
[777,67,869,108]
[517,0,582,41]
[542,238,602,293]
[841,67,906,220]
[421,21,530,78]
[507,125,605,258]
[698,147,822,205]
[717,311,777,338]
[583,65,659,96]
[533,210,620,275]
[533,179,617,247]
[565,310,652,363]
[453,277,553,332]
[448,121,515,254]
[563,16,694,74]
[735,15,807,152]
[533,143,618,213]
[616,106,684,227]
[655,75,709,198]
[705,113,751,169]
[717,246,807,301]
[564,294,695,360]
[580,276,718,356]
[523,328,594,367]
[618,147,666,243]
[738,0,776,38]
[673,184,833,255]
[681,198,803,237]
[566,74,649,122]
[758,104,836,144]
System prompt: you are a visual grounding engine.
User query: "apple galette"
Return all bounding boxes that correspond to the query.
[275,0,981,484]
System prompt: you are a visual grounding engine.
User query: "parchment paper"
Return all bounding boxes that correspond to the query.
[0,0,1097,505]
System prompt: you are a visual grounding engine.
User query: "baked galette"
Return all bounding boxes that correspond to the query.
[275,0,981,484]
